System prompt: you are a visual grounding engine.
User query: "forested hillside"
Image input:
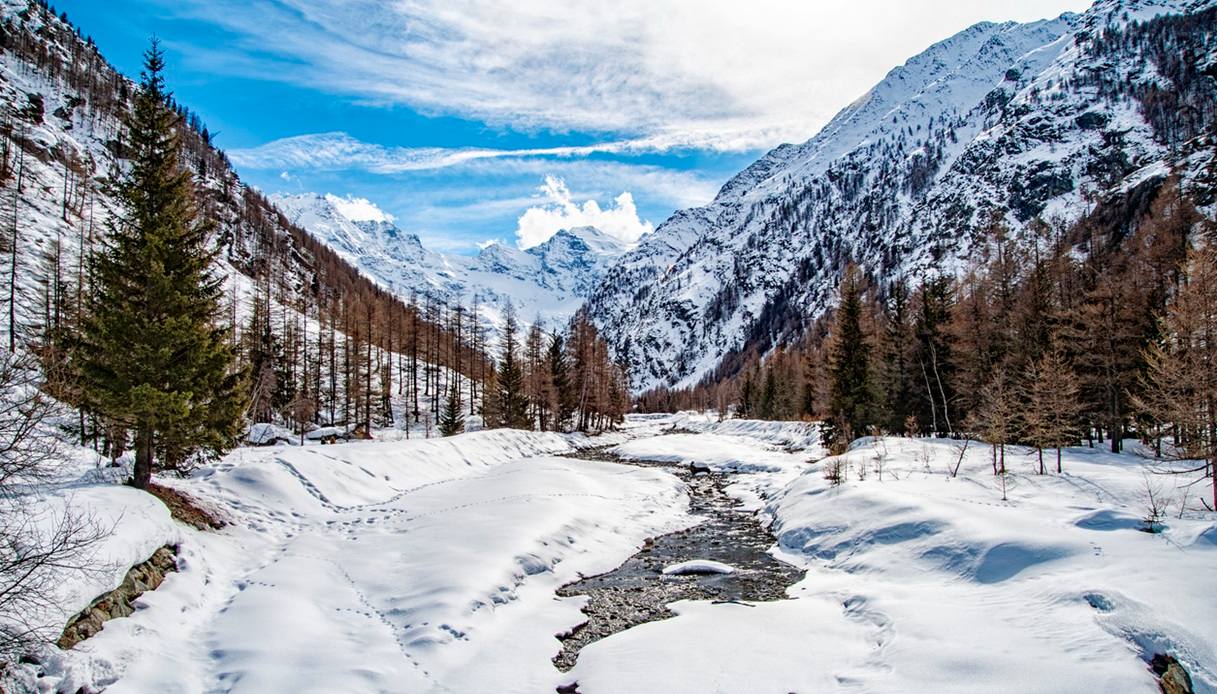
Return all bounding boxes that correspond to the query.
[591,0,1217,395]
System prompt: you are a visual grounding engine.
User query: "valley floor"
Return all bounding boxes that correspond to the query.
[17,415,1217,693]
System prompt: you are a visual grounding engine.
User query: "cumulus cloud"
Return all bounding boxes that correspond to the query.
[324,193,395,223]
[515,177,653,249]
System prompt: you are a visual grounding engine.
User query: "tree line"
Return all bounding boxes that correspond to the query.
[445,307,629,437]
[644,176,1216,508]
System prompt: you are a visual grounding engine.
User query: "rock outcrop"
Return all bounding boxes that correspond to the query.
[56,545,179,649]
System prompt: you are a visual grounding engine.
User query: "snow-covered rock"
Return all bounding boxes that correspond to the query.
[661,559,736,576]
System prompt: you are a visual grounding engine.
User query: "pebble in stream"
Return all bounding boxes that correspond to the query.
[552,446,806,676]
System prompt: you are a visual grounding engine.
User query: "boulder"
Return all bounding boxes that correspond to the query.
[1151,654,1193,694]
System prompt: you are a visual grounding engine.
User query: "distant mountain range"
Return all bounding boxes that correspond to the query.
[271,193,627,327]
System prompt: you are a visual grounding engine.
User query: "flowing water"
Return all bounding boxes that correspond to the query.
[552,447,805,677]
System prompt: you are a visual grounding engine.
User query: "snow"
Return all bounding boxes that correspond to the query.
[30,424,692,693]
[615,434,804,474]
[570,433,1217,694]
[37,482,181,630]
[324,193,395,224]
[661,559,735,576]
[13,419,1217,693]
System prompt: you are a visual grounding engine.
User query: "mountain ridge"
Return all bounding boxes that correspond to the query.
[587,0,1217,393]
[270,192,627,327]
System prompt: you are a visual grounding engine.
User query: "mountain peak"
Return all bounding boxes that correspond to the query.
[537,226,626,255]
[588,0,1217,393]
[322,193,395,224]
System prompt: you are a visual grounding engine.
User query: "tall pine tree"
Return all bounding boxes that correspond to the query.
[496,305,530,429]
[825,265,875,448]
[546,330,573,431]
[438,381,465,437]
[80,41,242,488]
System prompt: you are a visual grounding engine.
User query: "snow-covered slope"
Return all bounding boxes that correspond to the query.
[587,0,1217,392]
[0,1,444,362]
[272,193,626,327]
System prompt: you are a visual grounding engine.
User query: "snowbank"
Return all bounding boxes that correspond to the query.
[661,559,735,575]
[613,433,810,474]
[669,414,824,453]
[566,434,1216,694]
[763,437,1217,692]
[39,427,691,693]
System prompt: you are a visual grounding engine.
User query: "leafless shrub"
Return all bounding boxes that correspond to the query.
[824,458,846,487]
[1140,472,1171,533]
[870,436,888,481]
[0,352,61,488]
[919,444,933,474]
[0,349,107,665]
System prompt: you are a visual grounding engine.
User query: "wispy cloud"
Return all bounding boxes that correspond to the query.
[234,132,720,210]
[156,0,1091,152]
[230,130,772,174]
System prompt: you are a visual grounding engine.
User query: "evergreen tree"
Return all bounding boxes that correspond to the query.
[738,364,758,418]
[878,279,915,433]
[759,366,777,420]
[496,305,530,429]
[825,266,875,448]
[438,381,465,437]
[79,41,242,489]
[245,295,290,423]
[913,276,956,434]
[546,330,573,431]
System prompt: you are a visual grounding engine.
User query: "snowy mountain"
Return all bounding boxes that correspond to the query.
[587,0,1217,392]
[0,0,453,355]
[270,192,626,327]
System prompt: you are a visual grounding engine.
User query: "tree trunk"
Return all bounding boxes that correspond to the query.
[133,427,153,489]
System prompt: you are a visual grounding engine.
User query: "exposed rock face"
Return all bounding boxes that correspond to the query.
[56,545,179,650]
[1151,653,1194,694]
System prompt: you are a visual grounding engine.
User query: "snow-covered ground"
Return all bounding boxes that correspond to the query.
[573,432,1217,694]
[29,419,689,693]
[17,417,1217,693]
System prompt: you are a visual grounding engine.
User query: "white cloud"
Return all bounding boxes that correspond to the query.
[160,0,1092,152]
[234,133,720,212]
[324,193,395,223]
[231,130,769,174]
[514,177,652,249]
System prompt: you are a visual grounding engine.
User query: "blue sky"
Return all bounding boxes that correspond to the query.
[57,0,1090,254]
